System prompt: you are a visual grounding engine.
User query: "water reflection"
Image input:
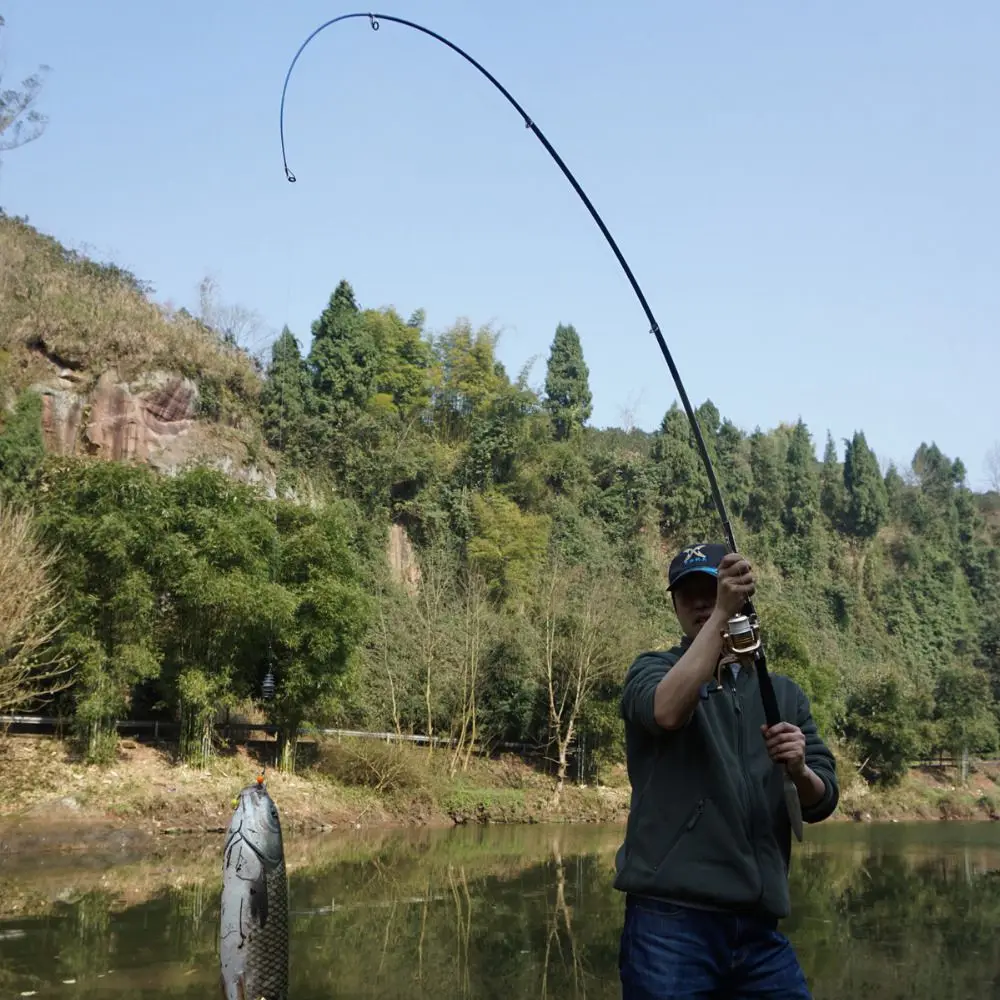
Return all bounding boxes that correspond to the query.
[2,822,1000,997]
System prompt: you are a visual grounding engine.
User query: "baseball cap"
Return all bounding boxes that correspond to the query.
[667,542,729,591]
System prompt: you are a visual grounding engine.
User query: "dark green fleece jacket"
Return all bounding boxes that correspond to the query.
[613,637,839,920]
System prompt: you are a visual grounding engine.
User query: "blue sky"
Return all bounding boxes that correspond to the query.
[1,0,997,489]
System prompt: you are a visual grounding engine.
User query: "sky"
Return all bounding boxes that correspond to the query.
[1,0,997,489]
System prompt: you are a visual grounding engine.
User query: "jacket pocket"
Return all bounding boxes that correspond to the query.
[652,797,707,872]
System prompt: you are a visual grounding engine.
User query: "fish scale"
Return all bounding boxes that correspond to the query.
[220,779,289,1000]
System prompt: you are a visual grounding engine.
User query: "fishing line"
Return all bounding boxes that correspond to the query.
[276,11,785,732]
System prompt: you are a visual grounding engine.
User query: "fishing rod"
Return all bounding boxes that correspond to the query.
[277,12,792,803]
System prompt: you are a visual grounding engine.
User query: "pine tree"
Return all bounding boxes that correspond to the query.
[307,279,378,412]
[819,432,845,527]
[783,420,820,538]
[259,327,313,465]
[842,430,888,540]
[543,323,592,441]
[715,418,751,519]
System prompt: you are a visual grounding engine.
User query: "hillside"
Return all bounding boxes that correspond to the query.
[0,211,270,484]
[1,213,999,817]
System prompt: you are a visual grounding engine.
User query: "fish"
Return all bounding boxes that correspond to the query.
[219,774,289,1000]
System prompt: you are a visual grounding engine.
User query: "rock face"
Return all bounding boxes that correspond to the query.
[32,369,275,492]
[387,523,422,595]
[37,369,198,467]
[82,371,199,466]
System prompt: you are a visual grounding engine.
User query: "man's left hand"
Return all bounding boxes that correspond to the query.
[761,722,806,776]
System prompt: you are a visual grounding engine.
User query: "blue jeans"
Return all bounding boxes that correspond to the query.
[618,895,812,999]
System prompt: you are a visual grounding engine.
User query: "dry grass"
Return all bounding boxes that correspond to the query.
[0,213,260,399]
[0,500,72,714]
[839,756,1000,821]
[0,734,631,846]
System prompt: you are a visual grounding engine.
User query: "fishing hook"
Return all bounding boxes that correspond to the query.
[277,11,783,730]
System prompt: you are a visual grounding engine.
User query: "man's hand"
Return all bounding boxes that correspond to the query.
[715,553,756,618]
[761,722,807,776]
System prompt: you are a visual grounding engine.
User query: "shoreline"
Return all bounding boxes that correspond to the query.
[1,735,997,857]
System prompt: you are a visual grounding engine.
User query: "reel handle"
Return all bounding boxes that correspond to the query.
[721,612,781,728]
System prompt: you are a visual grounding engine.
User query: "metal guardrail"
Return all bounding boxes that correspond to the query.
[0,714,537,754]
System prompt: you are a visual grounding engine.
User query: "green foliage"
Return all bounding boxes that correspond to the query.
[543,322,592,441]
[843,430,888,540]
[467,491,549,605]
[0,390,45,497]
[5,255,998,792]
[842,669,925,787]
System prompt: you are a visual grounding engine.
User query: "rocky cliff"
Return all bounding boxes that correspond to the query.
[30,366,274,490]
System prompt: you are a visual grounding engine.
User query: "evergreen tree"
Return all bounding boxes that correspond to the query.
[745,429,788,537]
[783,420,820,539]
[820,432,845,527]
[259,327,313,465]
[307,279,378,412]
[543,323,592,441]
[715,418,752,519]
[651,405,715,539]
[842,431,887,540]
[780,420,823,574]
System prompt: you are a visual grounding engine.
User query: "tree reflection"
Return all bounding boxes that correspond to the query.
[3,826,1000,998]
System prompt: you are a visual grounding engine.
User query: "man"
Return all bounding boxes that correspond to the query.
[614,542,839,999]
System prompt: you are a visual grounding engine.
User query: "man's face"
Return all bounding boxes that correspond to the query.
[672,572,718,639]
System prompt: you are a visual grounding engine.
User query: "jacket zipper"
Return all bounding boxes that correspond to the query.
[652,798,706,871]
[732,678,762,898]
[731,683,752,838]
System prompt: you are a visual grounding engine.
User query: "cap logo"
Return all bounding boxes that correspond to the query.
[681,545,706,564]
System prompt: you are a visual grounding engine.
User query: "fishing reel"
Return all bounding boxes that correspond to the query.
[700,613,763,699]
[721,613,762,664]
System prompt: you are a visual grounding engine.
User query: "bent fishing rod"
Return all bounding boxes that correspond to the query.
[277,12,786,734]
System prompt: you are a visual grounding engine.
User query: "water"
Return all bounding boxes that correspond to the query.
[2,820,1000,998]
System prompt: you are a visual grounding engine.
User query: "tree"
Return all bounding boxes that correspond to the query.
[537,561,635,805]
[0,390,45,497]
[259,326,314,465]
[932,663,998,780]
[196,275,266,352]
[0,500,71,717]
[308,279,377,411]
[35,461,164,764]
[819,432,844,526]
[986,441,1000,493]
[651,404,715,539]
[0,14,49,153]
[782,420,821,546]
[543,323,592,440]
[264,499,372,771]
[842,430,888,540]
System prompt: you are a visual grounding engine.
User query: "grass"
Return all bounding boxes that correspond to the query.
[0,212,260,406]
[3,729,996,861]
[0,734,631,845]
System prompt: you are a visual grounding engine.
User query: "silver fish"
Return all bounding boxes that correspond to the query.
[219,775,289,1000]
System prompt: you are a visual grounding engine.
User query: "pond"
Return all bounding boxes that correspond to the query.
[2,820,999,998]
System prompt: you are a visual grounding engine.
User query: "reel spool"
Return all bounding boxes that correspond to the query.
[721,613,762,662]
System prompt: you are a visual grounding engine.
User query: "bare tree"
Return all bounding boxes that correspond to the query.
[0,501,72,718]
[986,441,1000,493]
[0,15,49,153]
[197,275,267,353]
[449,569,490,775]
[539,560,633,806]
[412,540,457,750]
